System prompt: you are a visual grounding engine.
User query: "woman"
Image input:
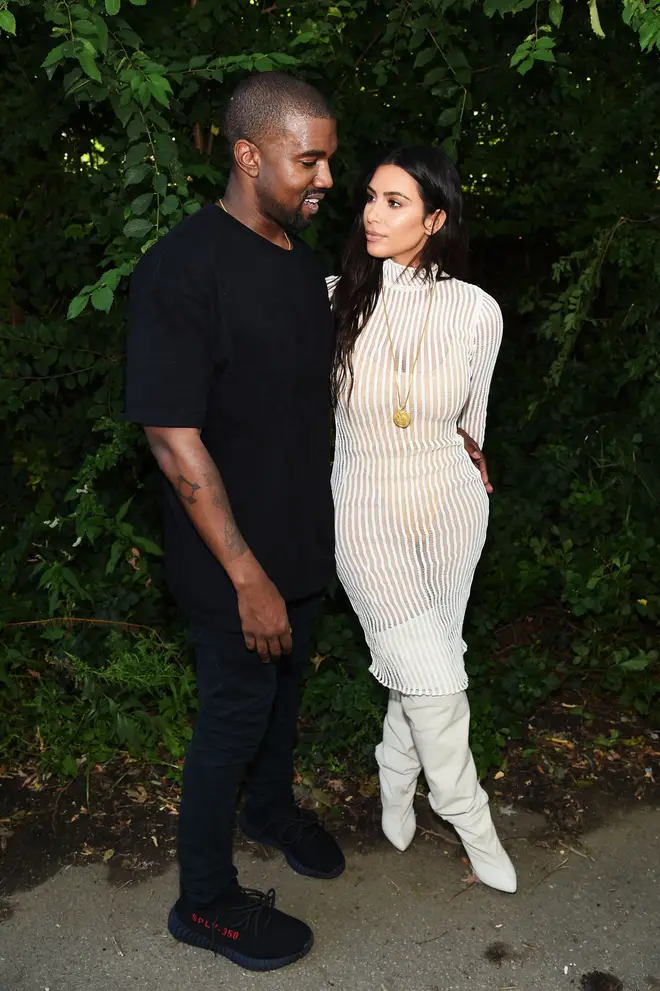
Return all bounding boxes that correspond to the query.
[329,146,516,893]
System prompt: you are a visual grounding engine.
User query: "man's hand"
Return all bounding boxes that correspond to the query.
[237,571,292,663]
[458,428,493,494]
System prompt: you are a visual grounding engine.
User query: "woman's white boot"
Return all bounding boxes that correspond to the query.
[402,691,517,894]
[375,691,420,851]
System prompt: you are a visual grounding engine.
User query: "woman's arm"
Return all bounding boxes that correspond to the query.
[457,291,503,450]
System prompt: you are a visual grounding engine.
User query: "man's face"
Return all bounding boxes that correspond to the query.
[254,114,337,232]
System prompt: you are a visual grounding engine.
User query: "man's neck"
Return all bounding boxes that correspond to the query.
[219,177,289,250]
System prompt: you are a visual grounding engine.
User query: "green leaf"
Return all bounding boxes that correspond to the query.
[105,0,121,13]
[105,539,124,576]
[60,567,88,599]
[42,44,66,69]
[68,294,90,320]
[424,66,447,87]
[63,67,83,92]
[510,44,531,67]
[147,73,173,107]
[91,286,114,312]
[620,656,651,672]
[125,142,149,167]
[189,55,208,69]
[132,535,164,556]
[104,268,124,291]
[441,136,457,160]
[638,18,658,51]
[60,755,79,778]
[92,14,109,54]
[123,218,154,238]
[438,106,459,126]
[271,53,298,66]
[535,36,556,50]
[116,496,134,522]
[549,0,563,28]
[517,56,535,75]
[588,0,605,39]
[127,117,144,142]
[534,48,556,62]
[0,8,16,34]
[153,172,168,196]
[161,194,179,215]
[414,48,435,69]
[125,163,151,187]
[78,52,102,83]
[129,0,148,4]
[154,134,176,167]
[131,192,153,215]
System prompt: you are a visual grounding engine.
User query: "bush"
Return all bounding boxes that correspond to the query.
[1,0,659,779]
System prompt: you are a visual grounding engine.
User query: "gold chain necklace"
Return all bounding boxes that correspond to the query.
[218,198,292,251]
[382,281,436,429]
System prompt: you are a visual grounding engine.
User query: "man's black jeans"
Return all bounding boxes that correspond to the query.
[178,593,322,905]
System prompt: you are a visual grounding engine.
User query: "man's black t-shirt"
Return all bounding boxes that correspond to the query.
[125,203,335,629]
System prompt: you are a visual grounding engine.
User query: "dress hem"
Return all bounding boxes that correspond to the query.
[368,660,469,698]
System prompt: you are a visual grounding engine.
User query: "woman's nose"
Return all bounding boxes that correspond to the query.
[364,201,380,227]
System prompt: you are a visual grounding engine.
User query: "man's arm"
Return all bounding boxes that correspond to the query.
[144,425,291,662]
[458,428,493,495]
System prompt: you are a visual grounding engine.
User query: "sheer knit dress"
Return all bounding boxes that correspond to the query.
[329,260,503,696]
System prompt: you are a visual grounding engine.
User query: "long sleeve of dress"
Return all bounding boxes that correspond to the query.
[457,291,503,449]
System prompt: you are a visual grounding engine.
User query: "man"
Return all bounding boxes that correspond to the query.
[126,72,341,972]
[126,70,494,974]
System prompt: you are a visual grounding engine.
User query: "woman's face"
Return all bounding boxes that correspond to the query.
[363,164,446,267]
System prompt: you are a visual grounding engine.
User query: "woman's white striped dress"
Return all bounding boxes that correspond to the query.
[330,259,503,696]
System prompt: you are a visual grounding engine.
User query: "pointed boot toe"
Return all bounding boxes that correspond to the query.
[382,804,417,852]
[457,820,517,893]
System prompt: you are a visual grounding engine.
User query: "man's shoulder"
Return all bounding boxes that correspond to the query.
[132,204,224,285]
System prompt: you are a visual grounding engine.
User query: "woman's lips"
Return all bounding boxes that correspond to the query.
[365,231,385,241]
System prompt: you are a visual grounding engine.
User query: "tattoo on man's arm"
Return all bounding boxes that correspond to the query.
[176,474,200,505]
[206,473,249,557]
[224,517,248,556]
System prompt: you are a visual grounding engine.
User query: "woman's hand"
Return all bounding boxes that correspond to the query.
[458,428,493,494]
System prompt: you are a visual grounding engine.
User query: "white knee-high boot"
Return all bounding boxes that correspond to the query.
[402,692,517,894]
[375,691,420,851]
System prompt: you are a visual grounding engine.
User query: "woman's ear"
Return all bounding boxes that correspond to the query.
[425,209,447,237]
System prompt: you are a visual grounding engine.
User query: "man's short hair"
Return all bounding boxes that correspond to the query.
[221,71,333,147]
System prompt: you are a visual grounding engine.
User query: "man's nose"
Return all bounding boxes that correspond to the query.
[314,160,333,189]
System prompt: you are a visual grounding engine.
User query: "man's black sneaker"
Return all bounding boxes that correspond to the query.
[167,885,313,971]
[240,805,345,880]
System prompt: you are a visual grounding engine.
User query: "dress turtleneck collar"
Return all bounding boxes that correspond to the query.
[381,258,439,291]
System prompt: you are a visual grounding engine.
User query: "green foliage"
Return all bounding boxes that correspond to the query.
[1,630,196,776]
[1,0,659,779]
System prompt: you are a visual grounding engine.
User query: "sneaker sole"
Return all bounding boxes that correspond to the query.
[167,907,313,971]
[241,826,345,880]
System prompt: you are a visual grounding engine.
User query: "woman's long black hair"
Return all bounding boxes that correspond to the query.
[331,145,468,406]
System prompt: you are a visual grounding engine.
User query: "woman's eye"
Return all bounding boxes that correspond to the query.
[388,200,402,208]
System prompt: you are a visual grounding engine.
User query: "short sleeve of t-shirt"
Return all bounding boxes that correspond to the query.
[125,229,224,428]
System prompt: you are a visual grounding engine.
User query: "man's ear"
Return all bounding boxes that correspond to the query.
[424,209,447,237]
[234,139,260,178]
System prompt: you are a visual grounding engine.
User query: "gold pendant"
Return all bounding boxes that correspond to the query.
[393,408,411,429]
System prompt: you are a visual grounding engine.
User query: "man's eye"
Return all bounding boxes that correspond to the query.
[302,160,317,168]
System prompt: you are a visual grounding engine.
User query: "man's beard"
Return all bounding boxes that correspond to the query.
[260,190,316,234]
[285,208,311,234]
